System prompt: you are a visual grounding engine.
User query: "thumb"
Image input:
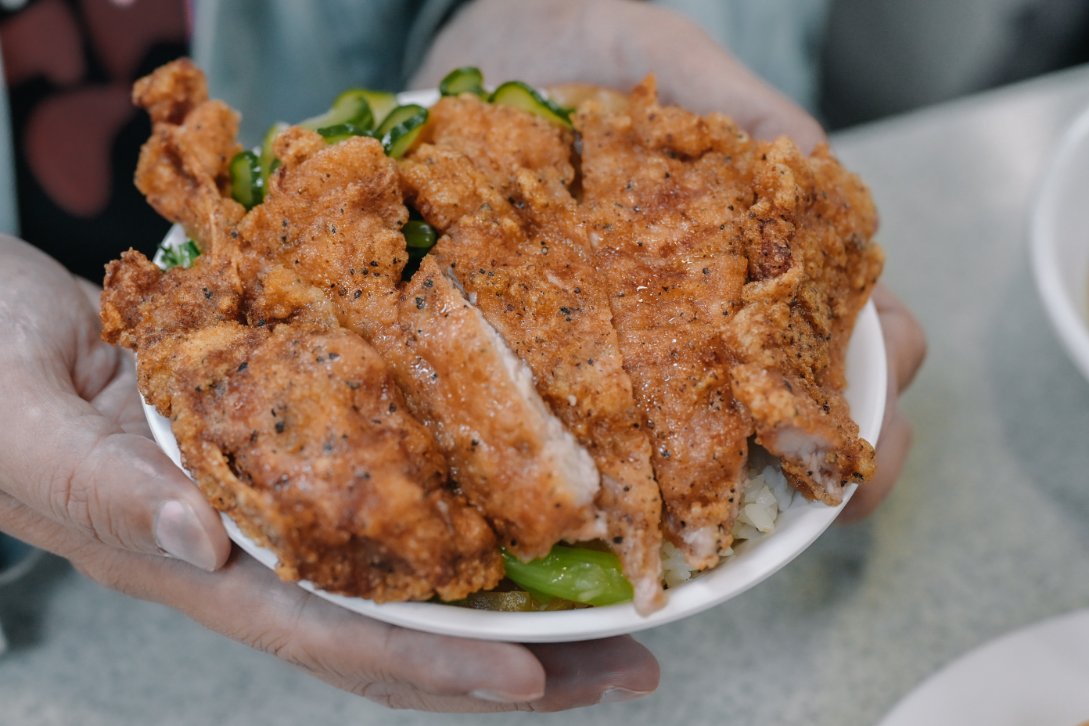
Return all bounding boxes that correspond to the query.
[1,379,230,571]
[0,237,230,570]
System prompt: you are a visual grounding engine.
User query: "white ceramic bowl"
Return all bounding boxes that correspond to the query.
[1032,104,1089,383]
[143,87,886,642]
[143,277,885,642]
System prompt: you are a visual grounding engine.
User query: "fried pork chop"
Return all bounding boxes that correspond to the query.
[101,250,502,602]
[103,58,883,608]
[577,80,759,568]
[132,58,245,258]
[579,78,881,524]
[724,138,882,502]
[232,127,604,561]
[400,96,665,612]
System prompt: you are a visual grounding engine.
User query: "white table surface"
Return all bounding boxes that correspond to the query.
[3,64,1089,726]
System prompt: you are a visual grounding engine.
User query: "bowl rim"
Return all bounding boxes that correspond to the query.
[1030,103,1089,382]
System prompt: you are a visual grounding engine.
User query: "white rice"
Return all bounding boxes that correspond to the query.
[661,448,793,587]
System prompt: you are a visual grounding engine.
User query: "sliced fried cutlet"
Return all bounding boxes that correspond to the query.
[400,135,663,610]
[235,127,603,561]
[132,59,245,257]
[101,251,503,601]
[725,139,883,503]
[394,256,603,558]
[576,79,756,570]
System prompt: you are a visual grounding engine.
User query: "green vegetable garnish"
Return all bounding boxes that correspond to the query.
[378,104,429,158]
[259,121,288,191]
[359,90,398,129]
[501,545,633,606]
[298,89,375,134]
[317,122,375,144]
[399,216,436,281]
[158,238,201,270]
[489,80,572,128]
[228,150,264,209]
[402,219,437,252]
[439,66,487,99]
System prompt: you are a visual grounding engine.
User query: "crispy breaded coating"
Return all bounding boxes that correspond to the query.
[577,79,757,568]
[105,60,884,608]
[235,129,405,335]
[394,257,603,558]
[425,95,575,200]
[101,251,503,602]
[132,58,245,258]
[233,125,604,562]
[581,77,881,515]
[401,97,665,612]
[725,139,882,503]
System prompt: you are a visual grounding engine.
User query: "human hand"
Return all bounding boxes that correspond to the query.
[0,237,658,711]
[839,284,926,521]
[412,0,824,150]
[415,0,926,519]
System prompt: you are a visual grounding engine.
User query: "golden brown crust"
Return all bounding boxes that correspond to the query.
[132,60,244,257]
[103,250,503,602]
[400,97,665,612]
[577,79,758,568]
[577,76,882,557]
[103,61,883,606]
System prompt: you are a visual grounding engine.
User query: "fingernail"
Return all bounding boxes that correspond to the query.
[155,500,217,571]
[599,686,653,704]
[469,688,543,704]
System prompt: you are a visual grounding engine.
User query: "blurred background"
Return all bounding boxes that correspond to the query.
[820,0,1089,128]
[658,0,1089,129]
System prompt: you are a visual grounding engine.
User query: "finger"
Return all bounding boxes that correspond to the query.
[872,284,927,392]
[0,243,230,571]
[526,636,660,710]
[839,408,913,523]
[0,491,549,712]
[0,372,230,570]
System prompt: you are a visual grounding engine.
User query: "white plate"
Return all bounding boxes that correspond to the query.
[878,610,1089,726]
[1032,103,1089,383]
[143,88,887,642]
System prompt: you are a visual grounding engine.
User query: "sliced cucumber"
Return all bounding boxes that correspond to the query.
[259,121,288,190]
[317,122,375,144]
[228,150,264,209]
[298,89,375,133]
[439,66,487,98]
[360,90,398,129]
[378,104,429,158]
[158,238,201,270]
[402,219,437,251]
[489,80,572,128]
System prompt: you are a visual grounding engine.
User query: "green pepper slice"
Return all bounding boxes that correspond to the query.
[489,81,572,128]
[439,66,487,98]
[501,545,633,606]
[378,104,429,158]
